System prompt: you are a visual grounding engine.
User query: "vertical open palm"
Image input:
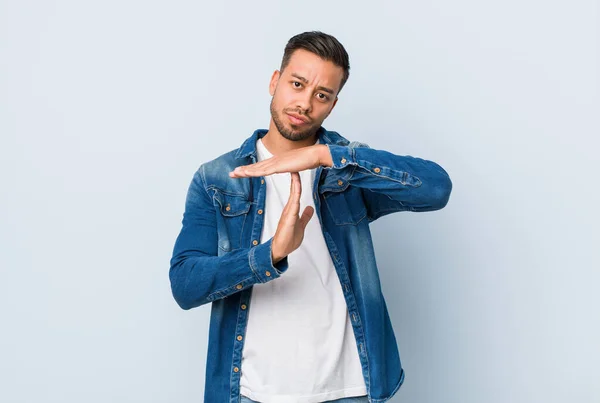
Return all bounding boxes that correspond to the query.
[271,172,314,264]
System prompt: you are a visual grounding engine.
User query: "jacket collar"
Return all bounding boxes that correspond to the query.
[234,126,349,160]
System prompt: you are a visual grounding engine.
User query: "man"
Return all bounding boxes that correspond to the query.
[170,31,452,403]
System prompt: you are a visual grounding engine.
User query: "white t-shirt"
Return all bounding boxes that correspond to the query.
[239,138,367,403]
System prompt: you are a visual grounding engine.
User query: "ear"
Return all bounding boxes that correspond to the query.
[325,96,339,119]
[269,70,281,96]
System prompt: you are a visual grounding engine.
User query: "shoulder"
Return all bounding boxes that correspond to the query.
[202,148,241,174]
[198,148,251,196]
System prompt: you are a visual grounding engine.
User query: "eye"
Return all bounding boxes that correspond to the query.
[317,93,329,101]
[292,81,302,88]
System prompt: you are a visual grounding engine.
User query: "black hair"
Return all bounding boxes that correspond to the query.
[280,31,350,93]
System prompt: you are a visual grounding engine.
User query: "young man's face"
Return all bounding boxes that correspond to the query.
[269,49,344,142]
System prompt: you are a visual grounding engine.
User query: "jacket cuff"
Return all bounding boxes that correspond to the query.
[326,144,357,168]
[248,238,289,283]
[324,144,356,183]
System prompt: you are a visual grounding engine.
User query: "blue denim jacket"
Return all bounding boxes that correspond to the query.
[170,127,452,403]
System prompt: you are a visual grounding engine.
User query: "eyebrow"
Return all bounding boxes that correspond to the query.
[290,73,335,95]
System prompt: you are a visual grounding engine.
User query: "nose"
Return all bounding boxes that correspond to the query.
[295,91,313,115]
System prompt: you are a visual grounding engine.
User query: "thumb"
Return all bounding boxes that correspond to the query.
[299,206,315,230]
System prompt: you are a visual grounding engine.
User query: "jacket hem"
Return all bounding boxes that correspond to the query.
[369,368,405,403]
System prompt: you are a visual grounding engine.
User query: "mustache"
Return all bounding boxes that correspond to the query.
[284,109,312,122]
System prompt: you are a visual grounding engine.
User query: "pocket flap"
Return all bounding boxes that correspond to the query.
[213,190,251,217]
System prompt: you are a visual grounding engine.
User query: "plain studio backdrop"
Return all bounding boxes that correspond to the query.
[1,1,598,402]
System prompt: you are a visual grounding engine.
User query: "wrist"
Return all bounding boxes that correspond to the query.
[318,144,333,167]
[271,242,285,265]
[271,251,282,265]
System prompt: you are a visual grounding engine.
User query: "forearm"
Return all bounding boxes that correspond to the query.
[169,167,288,310]
[169,237,288,310]
[324,143,452,211]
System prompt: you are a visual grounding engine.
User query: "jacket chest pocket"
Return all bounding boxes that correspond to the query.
[212,189,251,252]
[322,186,367,226]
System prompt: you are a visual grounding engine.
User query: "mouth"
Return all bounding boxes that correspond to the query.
[286,112,309,125]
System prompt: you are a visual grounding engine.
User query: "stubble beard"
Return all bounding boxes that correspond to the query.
[270,98,318,142]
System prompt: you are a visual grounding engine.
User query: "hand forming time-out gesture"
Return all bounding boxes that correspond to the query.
[229,144,333,178]
[228,144,333,264]
[269,172,314,264]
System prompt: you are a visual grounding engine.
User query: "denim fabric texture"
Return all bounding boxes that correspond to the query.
[169,127,452,403]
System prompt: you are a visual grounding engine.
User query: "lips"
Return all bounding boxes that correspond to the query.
[286,112,309,125]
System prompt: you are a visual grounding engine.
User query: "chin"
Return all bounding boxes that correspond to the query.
[283,126,315,142]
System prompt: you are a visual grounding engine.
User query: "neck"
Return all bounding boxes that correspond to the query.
[261,119,318,155]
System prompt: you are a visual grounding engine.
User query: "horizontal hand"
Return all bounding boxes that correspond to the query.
[229,144,333,178]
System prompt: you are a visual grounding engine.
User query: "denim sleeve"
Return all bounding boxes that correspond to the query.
[325,143,453,219]
[169,166,289,310]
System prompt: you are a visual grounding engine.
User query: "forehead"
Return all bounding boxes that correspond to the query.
[283,49,344,91]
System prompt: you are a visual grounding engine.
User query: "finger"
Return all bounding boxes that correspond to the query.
[279,172,294,217]
[229,165,257,178]
[229,157,282,178]
[229,167,246,178]
[299,206,315,230]
[285,172,301,217]
[229,161,266,178]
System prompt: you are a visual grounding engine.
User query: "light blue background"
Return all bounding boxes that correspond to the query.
[1,1,598,402]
